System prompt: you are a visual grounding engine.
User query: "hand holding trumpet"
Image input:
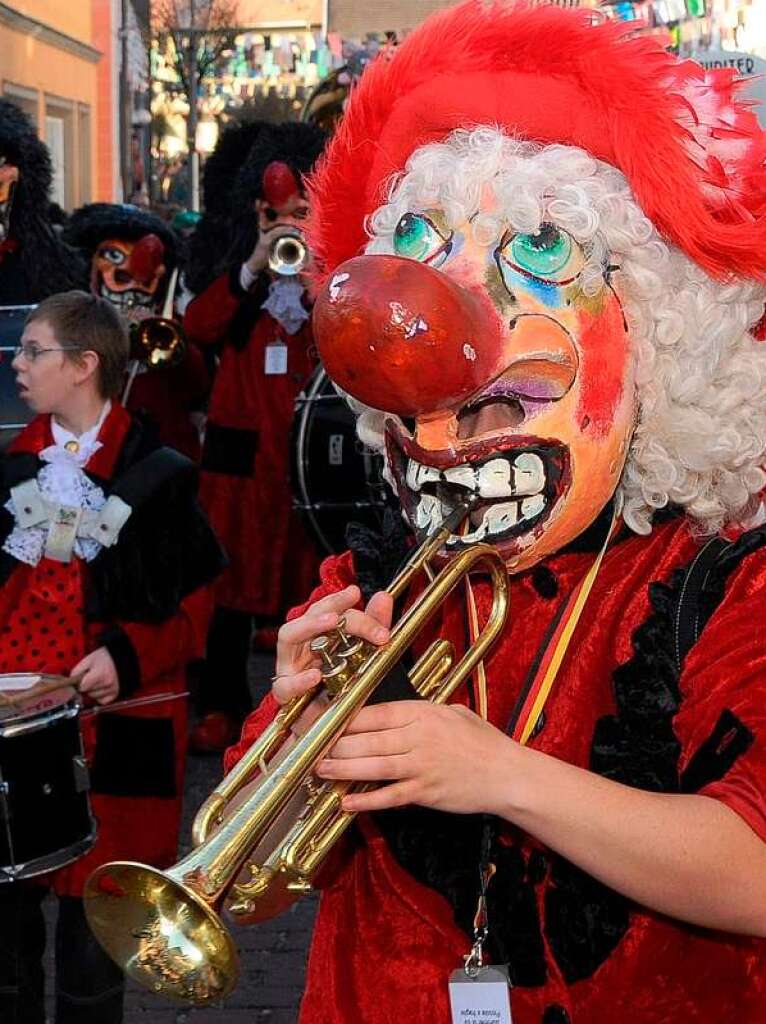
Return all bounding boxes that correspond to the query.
[271,583,513,816]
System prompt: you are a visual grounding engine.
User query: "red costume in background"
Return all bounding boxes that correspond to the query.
[228,516,766,1023]
[184,269,319,617]
[125,346,209,462]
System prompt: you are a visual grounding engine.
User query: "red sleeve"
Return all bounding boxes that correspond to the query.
[674,545,766,842]
[101,585,215,696]
[223,552,359,772]
[183,272,244,348]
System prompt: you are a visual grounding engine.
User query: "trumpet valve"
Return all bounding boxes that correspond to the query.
[310,634,354,695]
[333,616,371,670]
[320,657,353,696]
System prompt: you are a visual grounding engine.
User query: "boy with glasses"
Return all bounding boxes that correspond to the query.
[0,291,224,1023]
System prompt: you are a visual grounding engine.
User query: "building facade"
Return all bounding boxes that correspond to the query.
[0,1,103,207]
[327,0,455,35]
[0,0,148,208]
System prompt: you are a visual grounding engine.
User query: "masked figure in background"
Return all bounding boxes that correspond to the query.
[184,121,326,753]
[64,203,209,461]
[0,99,84,304]
[226,4,766,1022]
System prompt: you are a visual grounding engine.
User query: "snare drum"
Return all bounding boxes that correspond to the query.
[0,675,96,883]
[291,366,386,554]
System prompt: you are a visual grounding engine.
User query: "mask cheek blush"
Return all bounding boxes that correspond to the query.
[575,300,630,438]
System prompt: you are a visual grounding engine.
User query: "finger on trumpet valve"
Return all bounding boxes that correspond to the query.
[309,633,352,695]
[333,615,369,670]
[309,634,338,671]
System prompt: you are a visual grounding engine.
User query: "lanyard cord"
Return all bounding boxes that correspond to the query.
[466,508,620,966]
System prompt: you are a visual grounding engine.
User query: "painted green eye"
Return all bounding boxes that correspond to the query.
[393,213,450,264]
[508,224,574,280]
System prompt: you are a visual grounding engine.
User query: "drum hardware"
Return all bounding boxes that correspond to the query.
[83,498,510,1005]
[268,229,308,277]
[291,366,387,554]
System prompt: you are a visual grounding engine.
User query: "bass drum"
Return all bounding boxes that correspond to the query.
[291,367,386,555]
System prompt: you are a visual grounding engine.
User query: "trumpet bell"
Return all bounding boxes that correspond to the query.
[130,317,185,368]
[268,232,308,277]
[84,862,239,1006]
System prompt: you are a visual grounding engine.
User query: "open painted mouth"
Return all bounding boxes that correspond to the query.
[99,283,155,310]
[386,423,570,550]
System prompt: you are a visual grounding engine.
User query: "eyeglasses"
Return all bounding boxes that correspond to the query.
[13,344,81,363]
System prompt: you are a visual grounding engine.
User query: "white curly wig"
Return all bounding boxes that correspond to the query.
[346,127,766,537]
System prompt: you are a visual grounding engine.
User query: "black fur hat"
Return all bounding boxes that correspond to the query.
[0,98,86,299]
[64,203,179,271]
[186,119,326,295]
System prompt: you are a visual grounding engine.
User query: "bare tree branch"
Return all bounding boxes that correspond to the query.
[154,0,241,102]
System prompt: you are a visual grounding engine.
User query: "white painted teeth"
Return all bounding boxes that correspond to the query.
[407,448,552,540]
[521,494,545,520]
[512,452,545,495]
[476,459,511,498]
[407,460,441,491]
[415,493,441,530]
[443,465,476,491]
[484,502,519,533]
[406,452,546,501]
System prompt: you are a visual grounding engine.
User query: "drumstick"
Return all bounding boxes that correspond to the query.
[81,690,190,718]
[0,674,81,707]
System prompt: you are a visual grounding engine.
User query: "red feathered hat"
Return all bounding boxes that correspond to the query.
[308,0,766,283]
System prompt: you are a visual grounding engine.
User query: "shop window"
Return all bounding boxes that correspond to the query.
[2,82,38,128]
[44,95,75,210]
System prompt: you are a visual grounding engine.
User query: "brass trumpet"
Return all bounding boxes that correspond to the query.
[268,228,308,276]
[83,499,509,1005]
[122,268,185,404]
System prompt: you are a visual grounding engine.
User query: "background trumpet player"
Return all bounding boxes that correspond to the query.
[64,203,209,462]
[183,121,326,754]
[226,3,766,1022]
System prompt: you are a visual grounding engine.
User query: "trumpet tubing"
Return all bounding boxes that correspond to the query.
[83,500,510,1005]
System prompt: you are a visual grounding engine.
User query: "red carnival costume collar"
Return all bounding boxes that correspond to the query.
[9,403,132,480]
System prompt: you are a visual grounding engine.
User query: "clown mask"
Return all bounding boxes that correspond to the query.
[0,154,19,242]
[91,233,167,317]
[314,148,638,573]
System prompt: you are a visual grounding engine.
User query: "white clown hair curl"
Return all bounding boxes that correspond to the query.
[346,127,766,537]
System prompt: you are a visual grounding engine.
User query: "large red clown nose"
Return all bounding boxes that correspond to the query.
[313,256,505,417]
[128,233,165,284]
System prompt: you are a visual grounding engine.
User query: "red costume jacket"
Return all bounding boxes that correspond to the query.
[0,405,225,896]
[184,268,321,617]
[125,341,209,462]
[227,515,766,1023]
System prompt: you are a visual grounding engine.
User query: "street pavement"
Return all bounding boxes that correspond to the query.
[43,654,317,1023]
